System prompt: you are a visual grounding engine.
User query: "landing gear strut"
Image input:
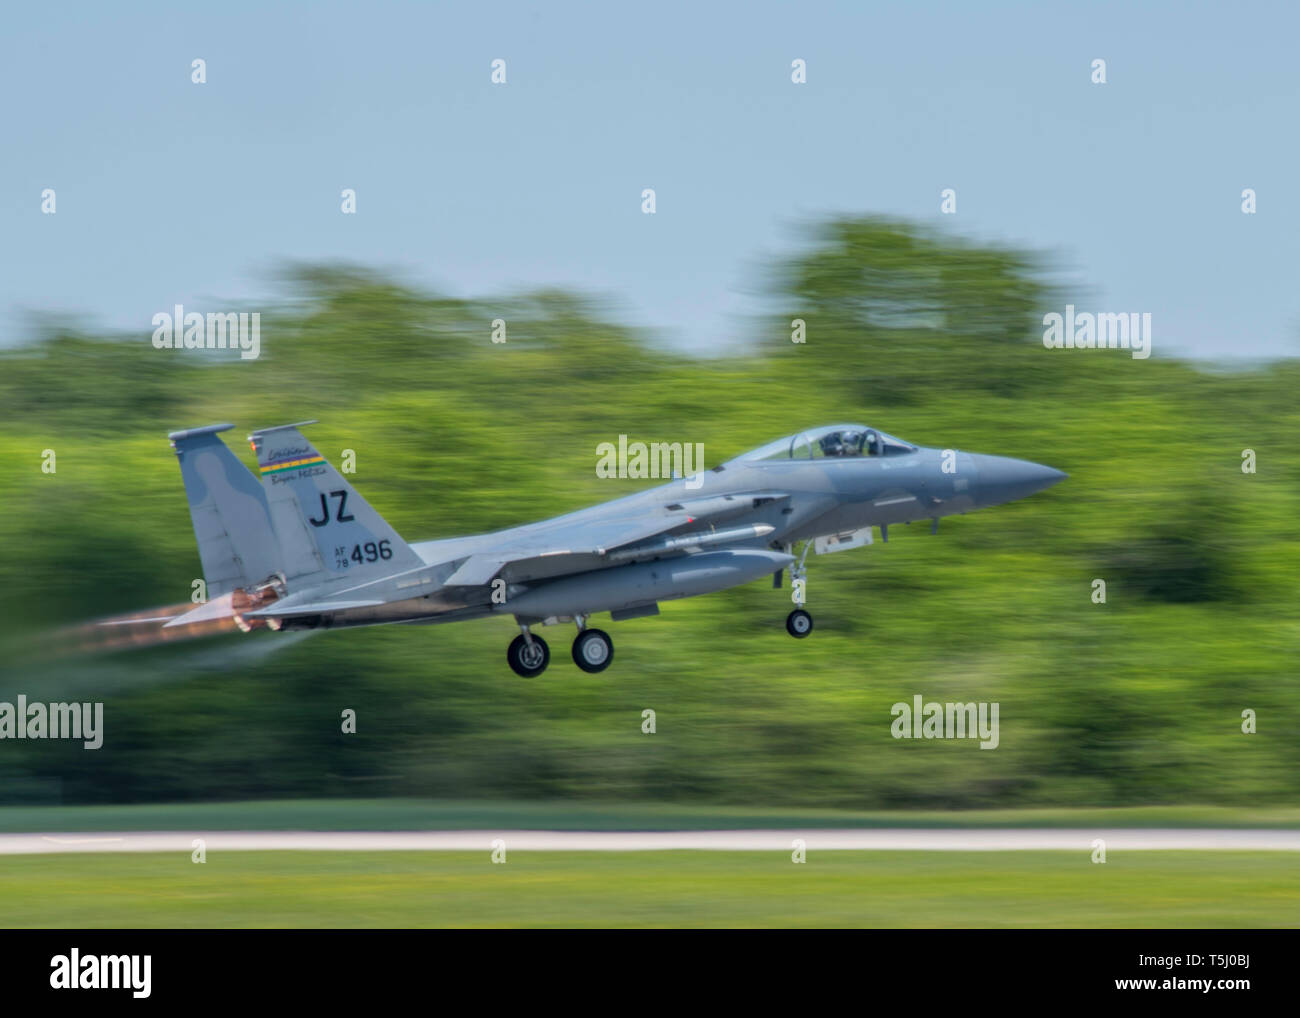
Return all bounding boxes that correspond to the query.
[785,542,814,638]
[571,615,614,673]
[507,627,550,677]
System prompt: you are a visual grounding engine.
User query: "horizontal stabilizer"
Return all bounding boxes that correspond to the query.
[443,556,510,587]
[246,599,386,618]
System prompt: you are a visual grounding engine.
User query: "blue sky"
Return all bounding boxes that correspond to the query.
[3,0,1296,360]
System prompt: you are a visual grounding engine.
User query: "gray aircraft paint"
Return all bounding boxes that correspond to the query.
[163,422,1065,666]
[249,423,424,586]
[169,424,283,597]
[499,548,794,622]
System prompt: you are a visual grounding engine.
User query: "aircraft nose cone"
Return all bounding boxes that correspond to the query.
[971,454,1067,507]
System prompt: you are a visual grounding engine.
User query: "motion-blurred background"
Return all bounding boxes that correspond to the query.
[1,214,1296,811]
[1,2,1297,820]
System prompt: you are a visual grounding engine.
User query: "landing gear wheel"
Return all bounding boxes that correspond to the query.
[572,628,614,673]
[786,609,813,638]
[507,634,550,677]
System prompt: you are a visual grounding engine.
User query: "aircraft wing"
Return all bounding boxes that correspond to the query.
[442,515,677,586]
[443,491,791,587]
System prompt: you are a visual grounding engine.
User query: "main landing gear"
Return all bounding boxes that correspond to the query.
[507,629,550,677]
[507,617,614,676]
[572,625,614,673]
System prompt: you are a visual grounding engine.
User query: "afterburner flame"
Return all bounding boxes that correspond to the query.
[58,603,241,656]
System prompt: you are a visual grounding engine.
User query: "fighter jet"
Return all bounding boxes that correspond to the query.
[164,422,1065,675]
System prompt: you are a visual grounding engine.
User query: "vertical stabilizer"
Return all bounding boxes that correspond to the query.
[249,422,422,586]
[168,424,284,597]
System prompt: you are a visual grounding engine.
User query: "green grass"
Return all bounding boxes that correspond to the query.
[4,799,1300,832]
[1,851,1296,928]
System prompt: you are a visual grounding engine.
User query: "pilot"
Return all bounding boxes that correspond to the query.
[820,430,863,457]
[816,431,847,455]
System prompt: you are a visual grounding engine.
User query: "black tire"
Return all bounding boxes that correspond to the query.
[786,609,813,638]
[572,628,614,673]
[507,633,550,677]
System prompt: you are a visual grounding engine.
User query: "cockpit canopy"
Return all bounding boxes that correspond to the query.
[731,424,918,463]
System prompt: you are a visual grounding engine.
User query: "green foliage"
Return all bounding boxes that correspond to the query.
[1,217,1296,810]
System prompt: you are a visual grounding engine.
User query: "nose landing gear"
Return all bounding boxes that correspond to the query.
[786,608,813,638]
[784,541,814,638]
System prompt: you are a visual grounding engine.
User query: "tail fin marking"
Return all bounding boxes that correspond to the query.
[249,424,422,586]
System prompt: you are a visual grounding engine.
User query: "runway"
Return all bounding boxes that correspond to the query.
[3,828,1299,854]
